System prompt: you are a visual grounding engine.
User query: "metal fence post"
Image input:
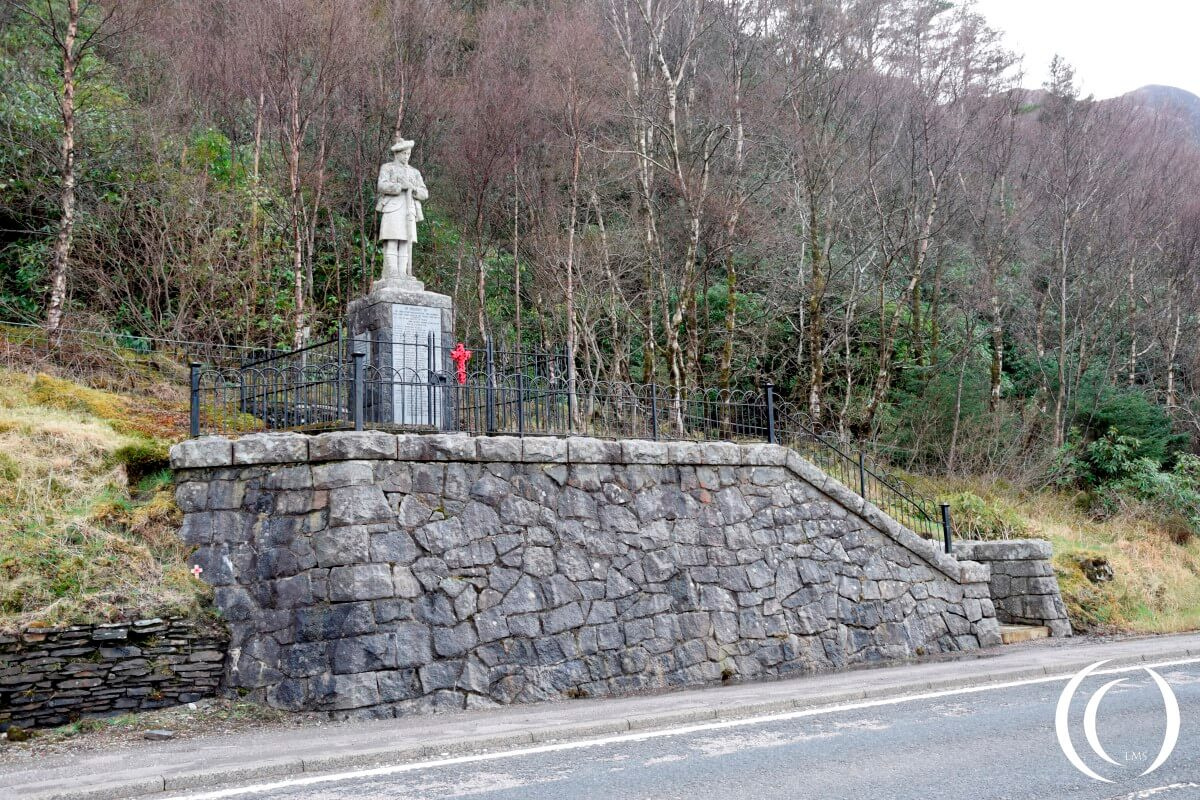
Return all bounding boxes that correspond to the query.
[336,328,345,428]
[189,362,201,438]
[650,383,659,441]
[516,371,525,437]
[426,331,436,428]
[485,337,496,435]
[857,450,867,498]
[940,502,953,554]
[764,382,776,445]
[567,346,577,434]
[352,341,366,432]
[238,359,247,417]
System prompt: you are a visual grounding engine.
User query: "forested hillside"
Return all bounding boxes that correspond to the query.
[3,0,1200,503]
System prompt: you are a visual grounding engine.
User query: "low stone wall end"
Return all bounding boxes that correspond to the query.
[953,539,1071,637]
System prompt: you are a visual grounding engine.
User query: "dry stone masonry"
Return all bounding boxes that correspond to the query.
[953,539,1072,637]
[0,618,227,730]
[170,432,1002,717]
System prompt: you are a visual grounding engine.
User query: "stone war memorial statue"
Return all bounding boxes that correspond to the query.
[348,135,453,427]
[376,138,428,286]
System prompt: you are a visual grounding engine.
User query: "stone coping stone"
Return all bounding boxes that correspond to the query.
[954,539,1053,561]
[171,436,233,469]
[347,285,454,309]
[174,433,798,470]
[567,438,622,463]
[309,431,398,461]
[232,432,309,465]
[523,437,568,463]
[395,432,477,462]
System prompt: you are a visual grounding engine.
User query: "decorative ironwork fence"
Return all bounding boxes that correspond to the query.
[188,334,955,551]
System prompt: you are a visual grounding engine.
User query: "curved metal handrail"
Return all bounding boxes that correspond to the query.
[770,404,942,537]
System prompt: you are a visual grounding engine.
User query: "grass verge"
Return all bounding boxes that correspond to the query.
[932,476,1200,634]
[0,368,208,631]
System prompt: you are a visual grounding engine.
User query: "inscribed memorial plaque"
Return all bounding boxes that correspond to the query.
[391,304,443,426]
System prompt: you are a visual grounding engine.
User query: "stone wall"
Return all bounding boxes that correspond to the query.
[170,431,1001,717]
[953,539,1071,637]
[0,618,227,730]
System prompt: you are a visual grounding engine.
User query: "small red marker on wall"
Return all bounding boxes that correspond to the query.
[191,565,204,578]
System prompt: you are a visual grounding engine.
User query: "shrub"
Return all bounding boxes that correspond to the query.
[1057,429,1146,488]
[947,491,1027,540]
[1064,432,1200,543]
[1072,380,1188,468]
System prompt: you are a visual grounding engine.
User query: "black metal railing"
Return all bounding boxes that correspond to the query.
[188,335,956,552]
[237,331,349,431]
[774,412,948,546]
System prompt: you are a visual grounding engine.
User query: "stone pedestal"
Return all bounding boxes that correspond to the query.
[347,276,454,428]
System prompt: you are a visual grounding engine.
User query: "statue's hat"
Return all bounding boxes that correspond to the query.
[391,138,415,152]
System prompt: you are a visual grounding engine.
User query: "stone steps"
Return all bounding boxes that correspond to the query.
[999,624,1051,644]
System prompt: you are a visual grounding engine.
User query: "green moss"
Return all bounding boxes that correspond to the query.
[29,373,127,422]
[1053,551,1117,632]
[110,440,170,487]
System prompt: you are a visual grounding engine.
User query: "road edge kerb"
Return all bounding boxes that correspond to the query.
[19,645,1200,800]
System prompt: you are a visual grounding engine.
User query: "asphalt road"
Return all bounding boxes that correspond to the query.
[175,660,1200,800]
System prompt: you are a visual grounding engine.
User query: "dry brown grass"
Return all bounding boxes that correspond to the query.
[0,369,208,632]
[928,474,1200,634]
[1022,492,1200,633]
[26,372,188,440]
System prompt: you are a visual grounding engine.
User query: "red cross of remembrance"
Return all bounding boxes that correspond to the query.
[449,343,472,385]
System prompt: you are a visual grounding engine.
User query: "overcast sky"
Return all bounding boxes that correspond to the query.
[972,0,1200,99]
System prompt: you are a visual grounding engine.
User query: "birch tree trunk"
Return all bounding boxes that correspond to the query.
[45,0,82,333]
[287,85,308,349]
[565,78,582,422]
[1053,216,1069,448]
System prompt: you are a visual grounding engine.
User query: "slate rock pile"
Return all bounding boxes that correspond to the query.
[0,618,227,730]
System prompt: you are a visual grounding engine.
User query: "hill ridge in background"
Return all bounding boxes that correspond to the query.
[1120,84,1200,141]
[1007,84,1200,143]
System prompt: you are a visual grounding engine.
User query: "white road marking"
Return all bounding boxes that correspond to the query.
[690,728,837,758]
[164,656,1200,800]
[1103,783,1200,799]
[642,754,688,766]
[1084,678,1127,766]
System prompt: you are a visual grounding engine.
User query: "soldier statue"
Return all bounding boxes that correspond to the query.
[376,137,428,284]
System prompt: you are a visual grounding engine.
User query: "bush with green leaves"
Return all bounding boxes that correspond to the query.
[947,491,1028,540]
[1072,381,1189,468]
[1059,428,1147,488]
[1061,429,1200,542]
